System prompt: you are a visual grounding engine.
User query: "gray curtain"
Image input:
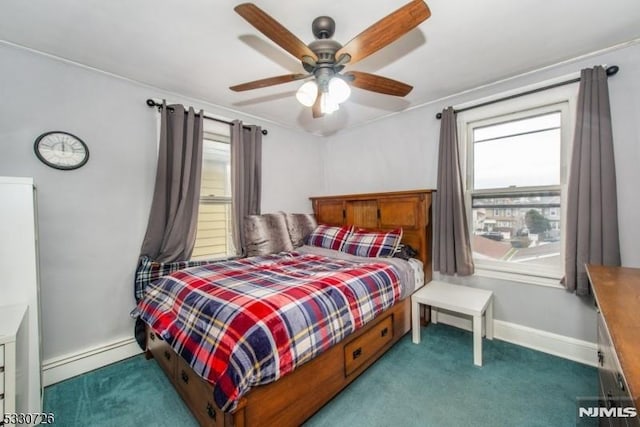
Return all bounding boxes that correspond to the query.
[433,107,474,276]
[564,66,620,295]
[140,101,204,263]
[231,120,262,255]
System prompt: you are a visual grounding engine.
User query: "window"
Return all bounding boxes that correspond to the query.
[459,87,576,284]
[192,129,236,259]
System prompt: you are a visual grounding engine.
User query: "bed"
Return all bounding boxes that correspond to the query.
[136,190,433,426]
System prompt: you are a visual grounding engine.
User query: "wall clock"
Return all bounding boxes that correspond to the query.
[34,131,89,170]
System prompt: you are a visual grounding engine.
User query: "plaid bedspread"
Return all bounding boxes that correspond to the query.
[135,251,401,412]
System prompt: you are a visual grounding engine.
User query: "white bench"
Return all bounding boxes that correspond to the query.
[411,281,494,366]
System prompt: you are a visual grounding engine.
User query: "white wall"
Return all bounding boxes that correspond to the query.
[322,42,640,342]
[0,42,324,364]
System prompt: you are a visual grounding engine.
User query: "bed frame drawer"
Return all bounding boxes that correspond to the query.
[175,357,223,427]
[344,315,393,376]
[147,329,177,381]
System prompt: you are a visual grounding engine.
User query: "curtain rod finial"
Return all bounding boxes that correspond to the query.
[435,112,442,120]
[261,129,268,136]
[606,65,619,76]
[146,99,157,107]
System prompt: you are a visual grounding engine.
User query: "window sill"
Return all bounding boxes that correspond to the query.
[473,267,564,289]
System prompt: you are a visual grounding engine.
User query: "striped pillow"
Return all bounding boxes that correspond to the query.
[306,224,353,251]
[341,228,403,258]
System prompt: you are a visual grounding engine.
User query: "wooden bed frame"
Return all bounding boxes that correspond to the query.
[145,190,433,426]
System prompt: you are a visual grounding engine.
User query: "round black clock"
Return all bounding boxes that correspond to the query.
[34,131,89,170]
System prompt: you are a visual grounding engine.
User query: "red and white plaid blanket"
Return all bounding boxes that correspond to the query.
[135,251,401,411]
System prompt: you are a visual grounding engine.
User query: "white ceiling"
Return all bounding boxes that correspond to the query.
[2,0,640,136]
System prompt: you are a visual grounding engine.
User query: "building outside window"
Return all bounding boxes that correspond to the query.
[459,85,576,284]
[192,130,236,259]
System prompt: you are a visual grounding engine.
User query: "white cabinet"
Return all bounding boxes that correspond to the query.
[0,177,42,417]
[0,304,28,420]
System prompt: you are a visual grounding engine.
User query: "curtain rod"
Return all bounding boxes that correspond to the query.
[145,99,268,135]
[435,65,619,119]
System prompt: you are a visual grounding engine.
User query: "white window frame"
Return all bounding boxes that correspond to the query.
[457,82,578,287]
[191,120,235,260]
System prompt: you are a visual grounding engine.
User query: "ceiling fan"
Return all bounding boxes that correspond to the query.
[229,0,431,118]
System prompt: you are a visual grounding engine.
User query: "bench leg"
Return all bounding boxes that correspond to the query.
[431,307,438,324]
[473,315,482,366]
[412,299,421,344]
[486,299,494,340]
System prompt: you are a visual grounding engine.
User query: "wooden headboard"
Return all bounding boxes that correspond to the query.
[309,189,434,283]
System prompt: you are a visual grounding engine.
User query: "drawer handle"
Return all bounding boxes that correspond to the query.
[616,373,625,391]
[181,370,189,384]
[380,327,389,337]
[597,350,603,366]
[605,392,615,409]
[149,332,156,341]
[163,351,171,361]
[206,403,217,420]
[352,347,362,360]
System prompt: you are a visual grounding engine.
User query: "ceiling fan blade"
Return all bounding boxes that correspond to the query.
[312,85,324,118]
[336,0,430,66]
[230,73,309,92]
[345,71,413,96]
[235,3,318,62]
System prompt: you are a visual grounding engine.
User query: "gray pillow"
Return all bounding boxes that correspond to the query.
[284,213,318,247]
[244,212,294,256]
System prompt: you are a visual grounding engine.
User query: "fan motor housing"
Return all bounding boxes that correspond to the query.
[308,39,342,63]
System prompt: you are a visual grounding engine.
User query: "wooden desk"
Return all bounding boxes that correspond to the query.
[587,264,640,425]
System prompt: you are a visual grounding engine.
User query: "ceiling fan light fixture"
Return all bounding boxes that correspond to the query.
[296,81,318,107]
[328,77,351,104]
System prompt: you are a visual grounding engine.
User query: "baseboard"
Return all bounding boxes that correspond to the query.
[42,337,143,386]
[41,314,597,386]
[431,310,598,367]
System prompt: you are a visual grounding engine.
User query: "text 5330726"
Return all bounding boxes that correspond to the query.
[3,413,55,425]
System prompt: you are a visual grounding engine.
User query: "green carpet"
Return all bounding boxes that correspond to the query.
[43,352,198,427]
[44,324,597,426]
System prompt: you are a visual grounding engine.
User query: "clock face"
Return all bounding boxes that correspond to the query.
[34,132,89,170]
